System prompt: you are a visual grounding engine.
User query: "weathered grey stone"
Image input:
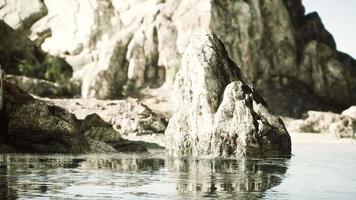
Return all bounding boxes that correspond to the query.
[294,110,356,138]
[0,0,46,30]
[165,33,291,158]
[45,98,167,145]
[0,81,89,153]
[88,139,118,153]
[1,0,355,117]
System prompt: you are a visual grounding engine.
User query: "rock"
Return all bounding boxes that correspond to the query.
[80,113,122,143]
[0,65,2,110]
[0,0,46,30]
[5,74,70,97]
[294,110,356,138]
[165,33,291,158]
[87,139,118,153]
[342,106,356,119]
[1,0,356,116]
[0,20,73,89]
[108,140,148,153]
[0,81,89,153]
[46,98,167,137]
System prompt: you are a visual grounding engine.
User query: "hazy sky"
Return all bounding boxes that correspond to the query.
[303,0,356,58]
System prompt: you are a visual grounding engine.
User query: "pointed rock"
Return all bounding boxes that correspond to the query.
[165,33,291,158]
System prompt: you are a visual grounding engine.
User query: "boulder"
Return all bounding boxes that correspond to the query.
[165,33,291,158]
[294,110,356,138]
[0,81,89,153]
[47,98,167,137]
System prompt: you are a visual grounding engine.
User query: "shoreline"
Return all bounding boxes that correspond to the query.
[290,132,356,144]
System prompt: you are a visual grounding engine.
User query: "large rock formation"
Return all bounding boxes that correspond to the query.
[165,33,291,158]
[0,81,152,153]
[1,0,355,116]
[0,81,89,153]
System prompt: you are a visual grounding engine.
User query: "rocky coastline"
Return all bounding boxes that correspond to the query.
[0,0,355,156]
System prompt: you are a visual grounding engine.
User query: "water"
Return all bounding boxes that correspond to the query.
[0,144,355,200]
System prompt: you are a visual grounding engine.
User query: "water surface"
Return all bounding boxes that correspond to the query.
[0,144,355,199]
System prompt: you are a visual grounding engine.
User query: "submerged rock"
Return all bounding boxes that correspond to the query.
[165,33,291,158]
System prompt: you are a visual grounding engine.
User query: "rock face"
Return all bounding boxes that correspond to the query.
[47,98,167,136]
[0,81,89,153]
[165,33,291,158]
[0,81,150,153]
[1,0,356,116]
[0,65,2,110]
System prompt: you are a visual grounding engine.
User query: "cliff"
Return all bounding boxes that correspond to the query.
[1,0,355,117]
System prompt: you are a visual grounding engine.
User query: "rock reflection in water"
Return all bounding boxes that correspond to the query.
[0,154,288,199]
[166,158,288,199]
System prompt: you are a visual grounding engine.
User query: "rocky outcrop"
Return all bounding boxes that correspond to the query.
[0,81,89,153]
[165,33,291,158]
[288,109,356,138]
[0,81,151,153]
[1,0,355,116]
[46,98,167,136]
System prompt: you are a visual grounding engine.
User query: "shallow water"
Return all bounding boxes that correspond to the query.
[0,144,355,200]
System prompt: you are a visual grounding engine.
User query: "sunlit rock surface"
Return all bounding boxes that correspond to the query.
[1,0,355,116]
[165,33,291,158]
[290,110,356,138]
[45,98,167,147]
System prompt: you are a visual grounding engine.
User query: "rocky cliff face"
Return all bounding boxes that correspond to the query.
[165,33,291,157]
[1,0,355,116]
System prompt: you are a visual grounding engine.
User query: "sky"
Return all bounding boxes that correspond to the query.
[303,0,356,58]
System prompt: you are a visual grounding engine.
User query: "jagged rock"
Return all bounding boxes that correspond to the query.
[294,110,356,138]
[165,33,291,158]
[5,74,70,97]
[46,98,167,136]
[80,113,122,143]
[87,139,118,153]
[0,0,46,30]
[0,81,89,153]
[1,0,356,116]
